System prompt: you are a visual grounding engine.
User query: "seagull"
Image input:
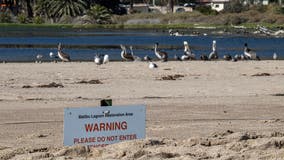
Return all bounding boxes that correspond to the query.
[49,52,54,58]
[273,53,277,60]
[231,58,238,62]
[49,51,59,62]
[209,40,218,60]
[144,55,152,61]
[200,54,209,61]
[183,41,195,60]
[94,54,103,65]
[103,54,109,64]
[244,43,257,60]
[174,54,182,61]
[223,54,232,61]
[57,43,71,62]
[154,43,168,62]
[36,54,43,63]
[149,61,158,69]
[120,44,134,61]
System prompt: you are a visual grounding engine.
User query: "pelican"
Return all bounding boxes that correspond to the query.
[103,54,109,64]
[36,54,43,63]
[149,62,158,69]
[154,43,168,62]
[57,43,71,62]
[244,43,257,60]
[209,40,218,60]
[273,53,277,60]
[129,46,141,61]
[120,44,134,61]
[94,54,103,65]
[183,41,195,60]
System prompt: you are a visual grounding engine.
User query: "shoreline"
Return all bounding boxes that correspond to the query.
[0,23,283,30]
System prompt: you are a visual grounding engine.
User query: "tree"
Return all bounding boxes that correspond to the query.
[86,5,111,24]
[87,0,126,14]
[49,0,88,18]
[168,0,174,12]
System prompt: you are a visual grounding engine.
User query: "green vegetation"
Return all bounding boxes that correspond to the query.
[0,11,12,23]
[86,5,112,24]
[0,0,283,29]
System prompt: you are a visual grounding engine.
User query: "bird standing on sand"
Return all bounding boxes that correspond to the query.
[223,54,232,61]
[36,54,43,63]
[148,61,158,69]
[273,53,278,60]
[182,41,195,60]
[49,52,59,62]
[200,54,209,61]
[103,54,109,64]
[129,46,141,61]
[244,43,257,60]
[144,55,152,61]
[174,54,181,61]
[57,43,71,62]
[94,54,103,65]
[209,40,218,60]
[120,44,134,61]
[154,43,168,62]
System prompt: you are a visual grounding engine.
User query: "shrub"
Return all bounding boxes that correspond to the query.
[33,16,44,24]
[223,0,248,13]
[196,5,218,15]
[0,11,12,23]
[254,4,268,12]
[275,6,284,14]
[17,13,28,23]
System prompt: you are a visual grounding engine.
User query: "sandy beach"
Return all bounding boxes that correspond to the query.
[1,61,284,159]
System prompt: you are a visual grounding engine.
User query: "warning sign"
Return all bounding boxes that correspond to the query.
[64,105,146,147]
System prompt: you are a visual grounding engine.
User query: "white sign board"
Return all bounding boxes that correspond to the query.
[64,105,146,147]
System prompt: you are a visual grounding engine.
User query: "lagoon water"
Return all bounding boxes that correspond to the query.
[0,28,283,62]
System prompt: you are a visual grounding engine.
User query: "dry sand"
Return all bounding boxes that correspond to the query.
[0,61,284,159]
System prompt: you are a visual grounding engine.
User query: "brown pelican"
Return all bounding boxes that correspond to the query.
[120,44,134,61]
[182,41,195,60]
[154,43,168,62]
[209,40,218,60]
[129,46,141,61]
[57,43,71,62]
[244,43,257,60]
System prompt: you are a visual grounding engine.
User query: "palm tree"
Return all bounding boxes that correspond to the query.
[49,0,88,18]
[168,0,174,13]
[86,5,111,24]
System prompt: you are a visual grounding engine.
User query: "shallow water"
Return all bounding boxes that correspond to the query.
[0,28,283,62]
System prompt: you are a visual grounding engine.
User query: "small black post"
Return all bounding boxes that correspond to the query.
[100,99,112,107]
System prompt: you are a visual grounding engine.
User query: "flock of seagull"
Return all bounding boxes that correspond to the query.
[36,41,278,69]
